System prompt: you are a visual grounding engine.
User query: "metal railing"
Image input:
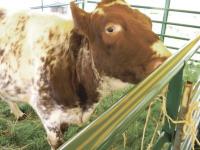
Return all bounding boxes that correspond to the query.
[30,1,83,9]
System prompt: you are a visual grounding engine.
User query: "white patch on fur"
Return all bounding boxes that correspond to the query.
[48,109,63,124]
[44,103,98,127]
[104,0,131,7]
[97,76,130,99]
[93,8,105,15]
[151,40,172,57]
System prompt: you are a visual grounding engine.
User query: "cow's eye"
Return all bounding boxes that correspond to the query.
[106,27,114,33]
[105,23,122,34]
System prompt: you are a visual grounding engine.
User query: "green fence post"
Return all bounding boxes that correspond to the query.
[82,0,86,9]
[153,66,184,149]
[160,0,171,41]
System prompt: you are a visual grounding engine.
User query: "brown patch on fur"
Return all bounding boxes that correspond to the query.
[60,123,68,134]
[48,30,54,41]
[7,15,29,62]
[47,51,80,107]
[0,48,4,56]
[16,16,28,32]
[48,27,61,42]
[11,42,22,58]
[0,10,5,20]
[68,29,84,60]
[73,38,100,106]
[68,30,100,106]
[15,86,22,93]
[35,35,81,109]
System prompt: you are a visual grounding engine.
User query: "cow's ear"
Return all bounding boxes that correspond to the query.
[70,2,90,36]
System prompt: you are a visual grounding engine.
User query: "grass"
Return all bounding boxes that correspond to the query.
[0,61,199,150]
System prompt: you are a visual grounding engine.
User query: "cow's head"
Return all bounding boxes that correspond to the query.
[70,0,171,83]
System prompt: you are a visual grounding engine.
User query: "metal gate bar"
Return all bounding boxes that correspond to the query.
[160,0,171,41]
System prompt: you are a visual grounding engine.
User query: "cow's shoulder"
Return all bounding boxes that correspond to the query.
[25,12,74,55]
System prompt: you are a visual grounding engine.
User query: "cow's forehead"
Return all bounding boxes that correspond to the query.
[93,0,132,16]
[90,1,152,32]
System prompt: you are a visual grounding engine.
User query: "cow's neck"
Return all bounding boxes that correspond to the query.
[70,30,130,107]
[70,30,100,107]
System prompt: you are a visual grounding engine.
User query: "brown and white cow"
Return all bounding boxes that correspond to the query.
[0,0,171,149]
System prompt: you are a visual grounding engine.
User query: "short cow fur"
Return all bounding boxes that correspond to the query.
[0,0,171,149]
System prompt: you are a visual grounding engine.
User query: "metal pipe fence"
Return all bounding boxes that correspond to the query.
[30,1,83,9]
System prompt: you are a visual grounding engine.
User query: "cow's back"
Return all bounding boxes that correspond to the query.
[0,9,74,102]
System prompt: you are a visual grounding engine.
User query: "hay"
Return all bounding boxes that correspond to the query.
[141,100,156,150]
[122,131,128,149]
[141,94,200,150]
[164,99,200,149]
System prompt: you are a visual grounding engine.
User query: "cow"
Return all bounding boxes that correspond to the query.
[0,0,171,149]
